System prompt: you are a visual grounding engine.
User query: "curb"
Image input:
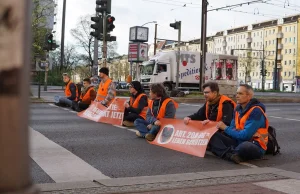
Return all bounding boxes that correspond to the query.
[37,167,300,193]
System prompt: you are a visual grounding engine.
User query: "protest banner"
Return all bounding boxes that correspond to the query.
[150,119,219,157]
[78,98,126,125]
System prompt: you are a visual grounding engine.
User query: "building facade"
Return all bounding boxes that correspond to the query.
[151,14,300,92]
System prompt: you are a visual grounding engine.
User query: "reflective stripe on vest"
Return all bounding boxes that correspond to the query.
[65,81,78,101]
[235,106,269,150]
[130,93,148,120]
[96,78,113,102]
[149,98,178,119]
[80,86,95,104]
[205,95,236,122]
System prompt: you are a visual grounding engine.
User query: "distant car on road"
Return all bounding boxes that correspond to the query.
[113,81,129,90]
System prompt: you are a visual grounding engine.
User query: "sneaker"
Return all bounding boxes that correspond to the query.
[230,154,243,164]
[145,133,156,141]
[136,131,142,137]
[122,121,135,127]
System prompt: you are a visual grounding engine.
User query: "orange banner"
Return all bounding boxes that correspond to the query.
[77,98,126,126]
[150,119,219,157]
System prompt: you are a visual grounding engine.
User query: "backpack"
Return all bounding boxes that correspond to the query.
[266,126,280,155]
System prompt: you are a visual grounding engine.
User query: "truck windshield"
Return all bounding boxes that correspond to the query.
[141,61,155,75]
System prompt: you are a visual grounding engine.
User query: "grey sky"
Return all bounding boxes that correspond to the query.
[54,0,300,55]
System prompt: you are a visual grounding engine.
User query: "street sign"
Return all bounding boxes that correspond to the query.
[128,42,148,62]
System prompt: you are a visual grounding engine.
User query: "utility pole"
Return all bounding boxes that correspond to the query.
[93,4,99,76]
[154,23,157,55]
[261,44,265,91]
[60,0,66,71]
[102,11,107,67]
[44,53,49,91]
[200,0,208,92]
[176,22,181,90]
[0,0,38,193]
[274,38,279,90]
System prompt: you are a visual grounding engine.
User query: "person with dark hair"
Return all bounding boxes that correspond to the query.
[209,84,269,164]
[183,81,236,126]
[54,73,78,107]
[95,67,116,107]
[122,81,148,127]
[71,78,96,112]
[134,83,178,141]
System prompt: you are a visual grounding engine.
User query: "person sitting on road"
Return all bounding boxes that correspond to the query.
[134,83,178,141]
[54,73,78,107]
[123,81,148,127]
[209,84,269,164]
[95,67,116,107]
[183,81,236,126]
[71,78,96,112]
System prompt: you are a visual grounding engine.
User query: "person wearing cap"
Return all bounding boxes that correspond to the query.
[54,73,78,107]
[123,81,148,127]
[95,67,116,107]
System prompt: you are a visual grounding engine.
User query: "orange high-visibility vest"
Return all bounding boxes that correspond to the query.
[80,86,95,104]
[149,98,178,119]
[205,95,236,122]
[96,78,115,104]
[65,81,78,101]
[129,93,148,120]
[235,106,269,150]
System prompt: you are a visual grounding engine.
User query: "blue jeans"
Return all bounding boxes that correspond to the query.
[209,132,264,161]
[54,96,73,107]
[134,118,161,137]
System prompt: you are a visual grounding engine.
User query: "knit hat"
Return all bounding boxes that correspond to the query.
[129,81,143,93]
[99,67,109,76]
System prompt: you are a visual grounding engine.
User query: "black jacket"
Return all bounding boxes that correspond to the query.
[127,93,148,115]
[188,100,234,126]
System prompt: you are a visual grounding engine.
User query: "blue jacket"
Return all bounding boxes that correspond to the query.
[224,98,267,154]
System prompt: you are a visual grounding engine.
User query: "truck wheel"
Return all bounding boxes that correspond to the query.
[164,83,172,92]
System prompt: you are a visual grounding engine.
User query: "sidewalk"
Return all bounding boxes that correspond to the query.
[38,167,300,194]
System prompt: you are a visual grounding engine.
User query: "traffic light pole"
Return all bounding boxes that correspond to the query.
[199,0,208,92]
[102,11,107,67]
[261,44,265,91]
[175,22,181,90]
[274,38,279,90]
[93,4,99,76]
[60,0,66,70]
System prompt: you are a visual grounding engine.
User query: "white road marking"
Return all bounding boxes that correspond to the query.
[255,179,300,194]
[62,108,69,111]
[267,109,281,111]
[269,116,300,122]
[69,111,77,114]
[48,103,55,107]
[29,127,110,182]
[113,125,136,133]
[180,103,200,107]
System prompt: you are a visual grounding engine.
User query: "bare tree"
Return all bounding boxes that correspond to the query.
[70,15,119,68]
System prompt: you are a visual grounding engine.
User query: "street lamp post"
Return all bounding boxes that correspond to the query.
[141,21,157,55]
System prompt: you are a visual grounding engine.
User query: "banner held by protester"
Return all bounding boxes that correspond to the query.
[150,119,219,157]
[78,98,126,126]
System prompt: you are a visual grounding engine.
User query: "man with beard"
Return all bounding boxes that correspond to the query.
[71,78,96,112]
[183,81,236,126]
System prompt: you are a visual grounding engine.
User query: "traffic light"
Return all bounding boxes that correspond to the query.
[96,0,111,14]
[106,15,115,33]
[170,21,181,30]
[90,16,103,39]
[44,33,59,51]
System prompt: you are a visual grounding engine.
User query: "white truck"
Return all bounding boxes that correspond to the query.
[139,50,238,93]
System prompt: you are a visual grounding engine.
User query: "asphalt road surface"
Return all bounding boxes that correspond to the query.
[29,102,300,184]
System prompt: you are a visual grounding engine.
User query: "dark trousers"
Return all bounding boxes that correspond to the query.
[209,132,264,161]
[123,108,143,122]
[72,101,90,112]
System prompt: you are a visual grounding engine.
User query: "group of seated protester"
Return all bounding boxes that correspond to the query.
[55,70,269,164]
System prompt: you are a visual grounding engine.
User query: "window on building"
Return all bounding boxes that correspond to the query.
[254,42,255,47]
[273,29,275,34]
[272,61,275,66]
[285,61,287,65]
[284,72,286,76]
[289,49,292,54]
[273,40,275,44]
[269,30,271,34]
[294,37,296,44]
[293,72,295,78]
[294,26,296,32]
[252,72,254,76]
[285,49,287,54]
[269,40,271,45]
[285,27,288,32]
[265,41,268,46]
[290,37,292,43]
[289,60,291,65]
[256,72,258,76]
[288,72,291,77]
[285,38,287,43]
[294,60,296,65]
[273,51,275,55]
[289,26,292,32]
[294,48,296,54]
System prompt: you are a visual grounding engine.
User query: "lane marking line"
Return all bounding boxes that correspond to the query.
[29,127,110,182]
